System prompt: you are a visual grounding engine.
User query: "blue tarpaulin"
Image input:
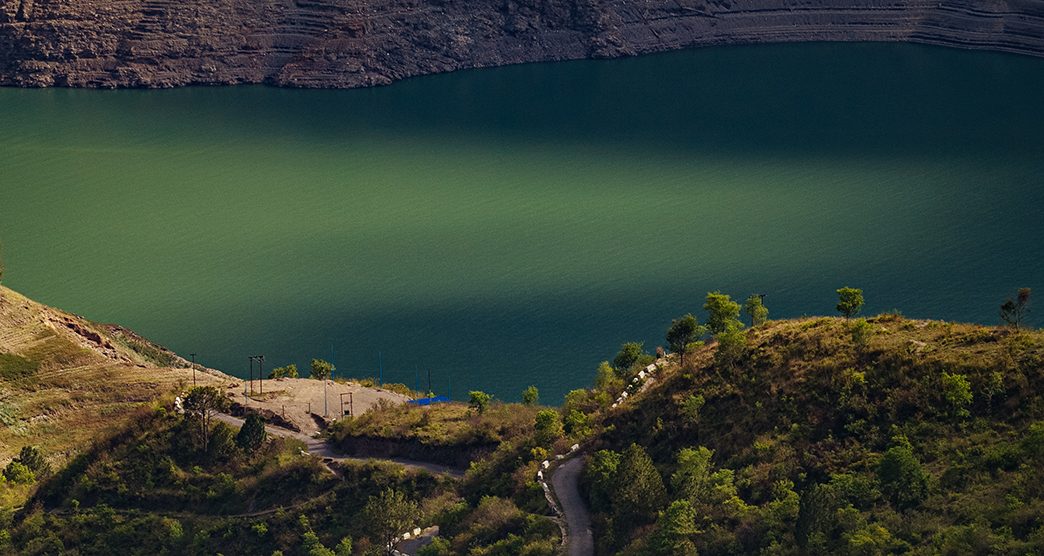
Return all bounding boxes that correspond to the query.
[408,396,450,406]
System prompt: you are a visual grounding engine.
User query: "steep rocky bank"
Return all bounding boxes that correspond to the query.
[1,0,1043,88]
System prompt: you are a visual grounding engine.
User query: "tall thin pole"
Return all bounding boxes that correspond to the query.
[248,356,253,395]
[258,354,264,395]
[324,375,328,417]
[190,353,197,388]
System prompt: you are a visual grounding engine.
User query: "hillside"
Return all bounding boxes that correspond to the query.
[0,285,232,506]
[2,0,1043,88]
[585,315,1044,554]
[3,283,1043,555]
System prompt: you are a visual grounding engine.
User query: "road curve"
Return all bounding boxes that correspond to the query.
[549,457,594,556]
[213,412,463,477]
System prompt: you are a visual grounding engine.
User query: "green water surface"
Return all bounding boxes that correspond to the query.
[1,43,1042,401]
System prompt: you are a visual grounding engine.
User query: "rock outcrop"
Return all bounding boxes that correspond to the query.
[1,0,1043,88]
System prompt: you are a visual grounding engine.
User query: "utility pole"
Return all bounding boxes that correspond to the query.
[248,356,254,395]
[256,354,265,395]
[324,376,329,417]
[190,353,197,388]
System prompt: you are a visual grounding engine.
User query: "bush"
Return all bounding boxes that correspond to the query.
[534,410,563,447]
[3,461,34,484]
[941,372,973,419]
[877,441,929,509]
[613,342,646,372]
[521,386,539,405]
[269,364,299,379]
[469,391,493,415]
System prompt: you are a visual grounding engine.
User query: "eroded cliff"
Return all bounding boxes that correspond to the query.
[1,0,1043,88]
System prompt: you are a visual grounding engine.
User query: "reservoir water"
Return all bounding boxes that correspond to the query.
[1,43,1042,401]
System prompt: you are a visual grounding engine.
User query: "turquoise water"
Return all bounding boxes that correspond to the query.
[1,43,1042,401]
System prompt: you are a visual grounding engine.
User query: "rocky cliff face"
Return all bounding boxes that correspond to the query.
[1,0,1043,88]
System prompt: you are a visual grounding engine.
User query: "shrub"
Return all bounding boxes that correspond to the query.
[3,461,34,484]
[521,386,539,405]
[269,364,299,379]
[941,372,973,419]
[534,410,563,447]
[850,318,873,350]
[468,391,493,415]
[613,342,646,372]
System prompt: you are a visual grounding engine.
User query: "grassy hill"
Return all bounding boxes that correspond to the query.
[0,286,231,507]
[585,315,1044,554]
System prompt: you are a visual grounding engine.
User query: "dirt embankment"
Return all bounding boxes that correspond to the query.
[1,1,1043,89]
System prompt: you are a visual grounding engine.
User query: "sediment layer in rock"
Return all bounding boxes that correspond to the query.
[2,0,1043,88]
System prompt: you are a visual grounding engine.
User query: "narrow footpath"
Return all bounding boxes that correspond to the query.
[548,457,594,556]
[213,412,463,477]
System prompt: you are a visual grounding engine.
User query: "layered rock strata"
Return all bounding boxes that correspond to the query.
[1,0,1042,88]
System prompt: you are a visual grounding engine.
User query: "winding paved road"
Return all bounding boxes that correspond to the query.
[549,457,594,556]
[213,412,463,477]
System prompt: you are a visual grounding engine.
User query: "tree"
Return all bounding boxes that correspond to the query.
[612,342,646,372]
[334,537,353,556]
[651,500,699,556]
[15,445,50,477]
[704,291,743,334]
[521,385,539,405]
[361,488,418,552]
[236,413,268,453]
[468,391,492,414]
[877,437,929,510]
[310,359,334,380]
[714,328,747,372]
[1000,287,1031,329]
[269,363,299,379]
[941,372,973,419]
[183,386,230,453]
[666,314,705,365]
[744,294,769,327]
[583,449,621,511]
[534,409,564,447]
[208,422,237,461]
[614,444,667,524]
[836,287,864,319]
[595,361,622,392]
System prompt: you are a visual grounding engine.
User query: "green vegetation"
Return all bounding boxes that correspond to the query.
[268,363,299,379]
[310,359,334,380]
[521,385,539,405]
[743,294,769,327]
[468,391,493,415]
[836,287,865,318]
[4,285,1043,554]
[236,414,268,453]
[585,314,1044,554]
